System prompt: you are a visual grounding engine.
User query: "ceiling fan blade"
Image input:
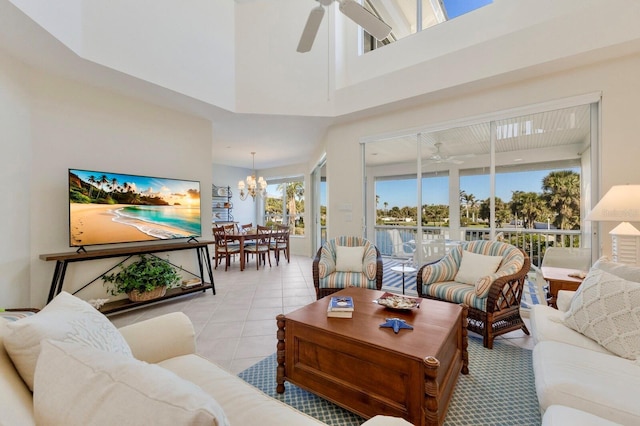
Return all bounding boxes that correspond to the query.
[339,0,391,41]
[297,6,325,53]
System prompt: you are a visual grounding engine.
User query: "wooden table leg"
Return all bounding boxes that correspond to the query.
[276,314,286,394]
[423,356,441,426]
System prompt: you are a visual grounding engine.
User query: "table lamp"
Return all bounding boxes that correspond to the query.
[586,184,640,265]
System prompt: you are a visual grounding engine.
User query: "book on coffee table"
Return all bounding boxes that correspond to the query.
[328,296,354,311]
[327,296,354,318]
[326,305,353,318]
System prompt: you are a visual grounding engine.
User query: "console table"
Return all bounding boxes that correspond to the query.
[40,240,215,314]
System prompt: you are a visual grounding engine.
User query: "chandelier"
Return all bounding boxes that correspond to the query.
[238,152,267,201]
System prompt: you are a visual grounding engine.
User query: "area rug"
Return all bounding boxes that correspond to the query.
[382,258,418,295]
[238,335,541,426]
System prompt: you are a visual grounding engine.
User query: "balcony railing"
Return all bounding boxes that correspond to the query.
[374,225,582,268]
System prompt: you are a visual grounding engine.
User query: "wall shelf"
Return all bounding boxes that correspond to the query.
[212,184,233,223]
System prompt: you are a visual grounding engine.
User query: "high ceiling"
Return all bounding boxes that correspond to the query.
[365,104,591,169]
[0,0,635,171]
[0,0,335,170]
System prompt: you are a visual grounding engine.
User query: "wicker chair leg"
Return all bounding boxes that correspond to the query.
[484,313,493,349]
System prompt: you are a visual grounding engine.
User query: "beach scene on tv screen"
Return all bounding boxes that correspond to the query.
[69,169,201,246]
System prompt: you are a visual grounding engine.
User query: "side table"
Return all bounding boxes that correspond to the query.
[390,264,417,295]
[541,266,585,308]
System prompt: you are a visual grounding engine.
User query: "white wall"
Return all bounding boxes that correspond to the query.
[9,0,236,111]
[323,53,640,260]
[0,49,214,308]
[0,52,31,307]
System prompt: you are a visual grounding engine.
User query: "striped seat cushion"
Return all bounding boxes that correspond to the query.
[318,271,376,290]
[422,281,486,311]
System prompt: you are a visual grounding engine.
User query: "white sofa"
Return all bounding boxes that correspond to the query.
[1,294,411,426]
[530,258,640,425]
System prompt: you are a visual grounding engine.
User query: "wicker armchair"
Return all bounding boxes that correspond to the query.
[313,236,383,299]
[417,240,531,349]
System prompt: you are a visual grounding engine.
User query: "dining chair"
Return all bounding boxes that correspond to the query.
[212,226,241,271]
[270,225,290,265]
[244,225,272,269]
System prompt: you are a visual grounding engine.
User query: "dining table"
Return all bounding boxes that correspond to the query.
[224,229,259,271]
[224,228,289,271]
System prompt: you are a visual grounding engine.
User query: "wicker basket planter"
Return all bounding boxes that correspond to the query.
[127,286,167,302]
[102,255,181,302]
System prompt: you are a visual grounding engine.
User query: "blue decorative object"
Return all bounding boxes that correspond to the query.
[379,317,413,334]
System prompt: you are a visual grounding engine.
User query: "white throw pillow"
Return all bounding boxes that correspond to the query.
[454,250,503,285]
[563,268,640,360]
[592,256,640,282]
[335,245,365,272]
[4,291,132,390]
[34,340,230,426]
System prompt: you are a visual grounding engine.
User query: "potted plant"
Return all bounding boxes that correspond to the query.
[102,254,181,302]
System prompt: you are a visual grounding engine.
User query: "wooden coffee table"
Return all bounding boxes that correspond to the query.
[276,287,468,426]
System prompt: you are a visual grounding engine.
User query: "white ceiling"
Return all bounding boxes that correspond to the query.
[0,0,335,170]
[0,1,626,170]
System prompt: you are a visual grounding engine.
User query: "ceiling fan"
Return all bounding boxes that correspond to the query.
[297,0,392,53]
[424,142,475,165]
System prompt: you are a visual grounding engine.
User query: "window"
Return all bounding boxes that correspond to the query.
[364,101,595,265]
[363,0,493,53]
[264,178,305,236]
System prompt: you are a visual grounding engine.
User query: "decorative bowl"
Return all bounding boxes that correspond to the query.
[375,292,420,311]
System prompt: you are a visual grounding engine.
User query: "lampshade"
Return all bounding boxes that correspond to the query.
[587,184,640,265]
[586,185,640,222]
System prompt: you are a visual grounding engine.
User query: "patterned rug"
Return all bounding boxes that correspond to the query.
[238,335,541,426]
[382,258,418,295]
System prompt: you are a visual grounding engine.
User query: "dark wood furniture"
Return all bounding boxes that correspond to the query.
[270,225,290,265]
[40,240,215,314]
[223,230,262,271]
[244,225,272,269]
[276,287,468,426]
[417,247,531,349]
[541,266,584,308]
[213,226,241,271]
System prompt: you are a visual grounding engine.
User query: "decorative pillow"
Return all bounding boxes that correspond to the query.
[4,291,132,390]
[563,268,640,360]
[454,250,503,286]
[335,245,365,272]
[362,243,378,280]
[592,256,640,283]
[34,340,230,426]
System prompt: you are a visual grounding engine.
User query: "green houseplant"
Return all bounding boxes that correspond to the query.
[102,254,181,302]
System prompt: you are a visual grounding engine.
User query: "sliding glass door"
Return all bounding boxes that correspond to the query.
[363,101,597,267]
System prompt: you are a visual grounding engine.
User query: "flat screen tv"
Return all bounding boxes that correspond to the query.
[69,169,201,247]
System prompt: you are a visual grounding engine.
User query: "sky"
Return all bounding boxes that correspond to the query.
[376,168,580,208]
[70,169,201,206]
[443,0,493,19]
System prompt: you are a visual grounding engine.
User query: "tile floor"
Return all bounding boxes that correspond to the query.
[109,254,534,375]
